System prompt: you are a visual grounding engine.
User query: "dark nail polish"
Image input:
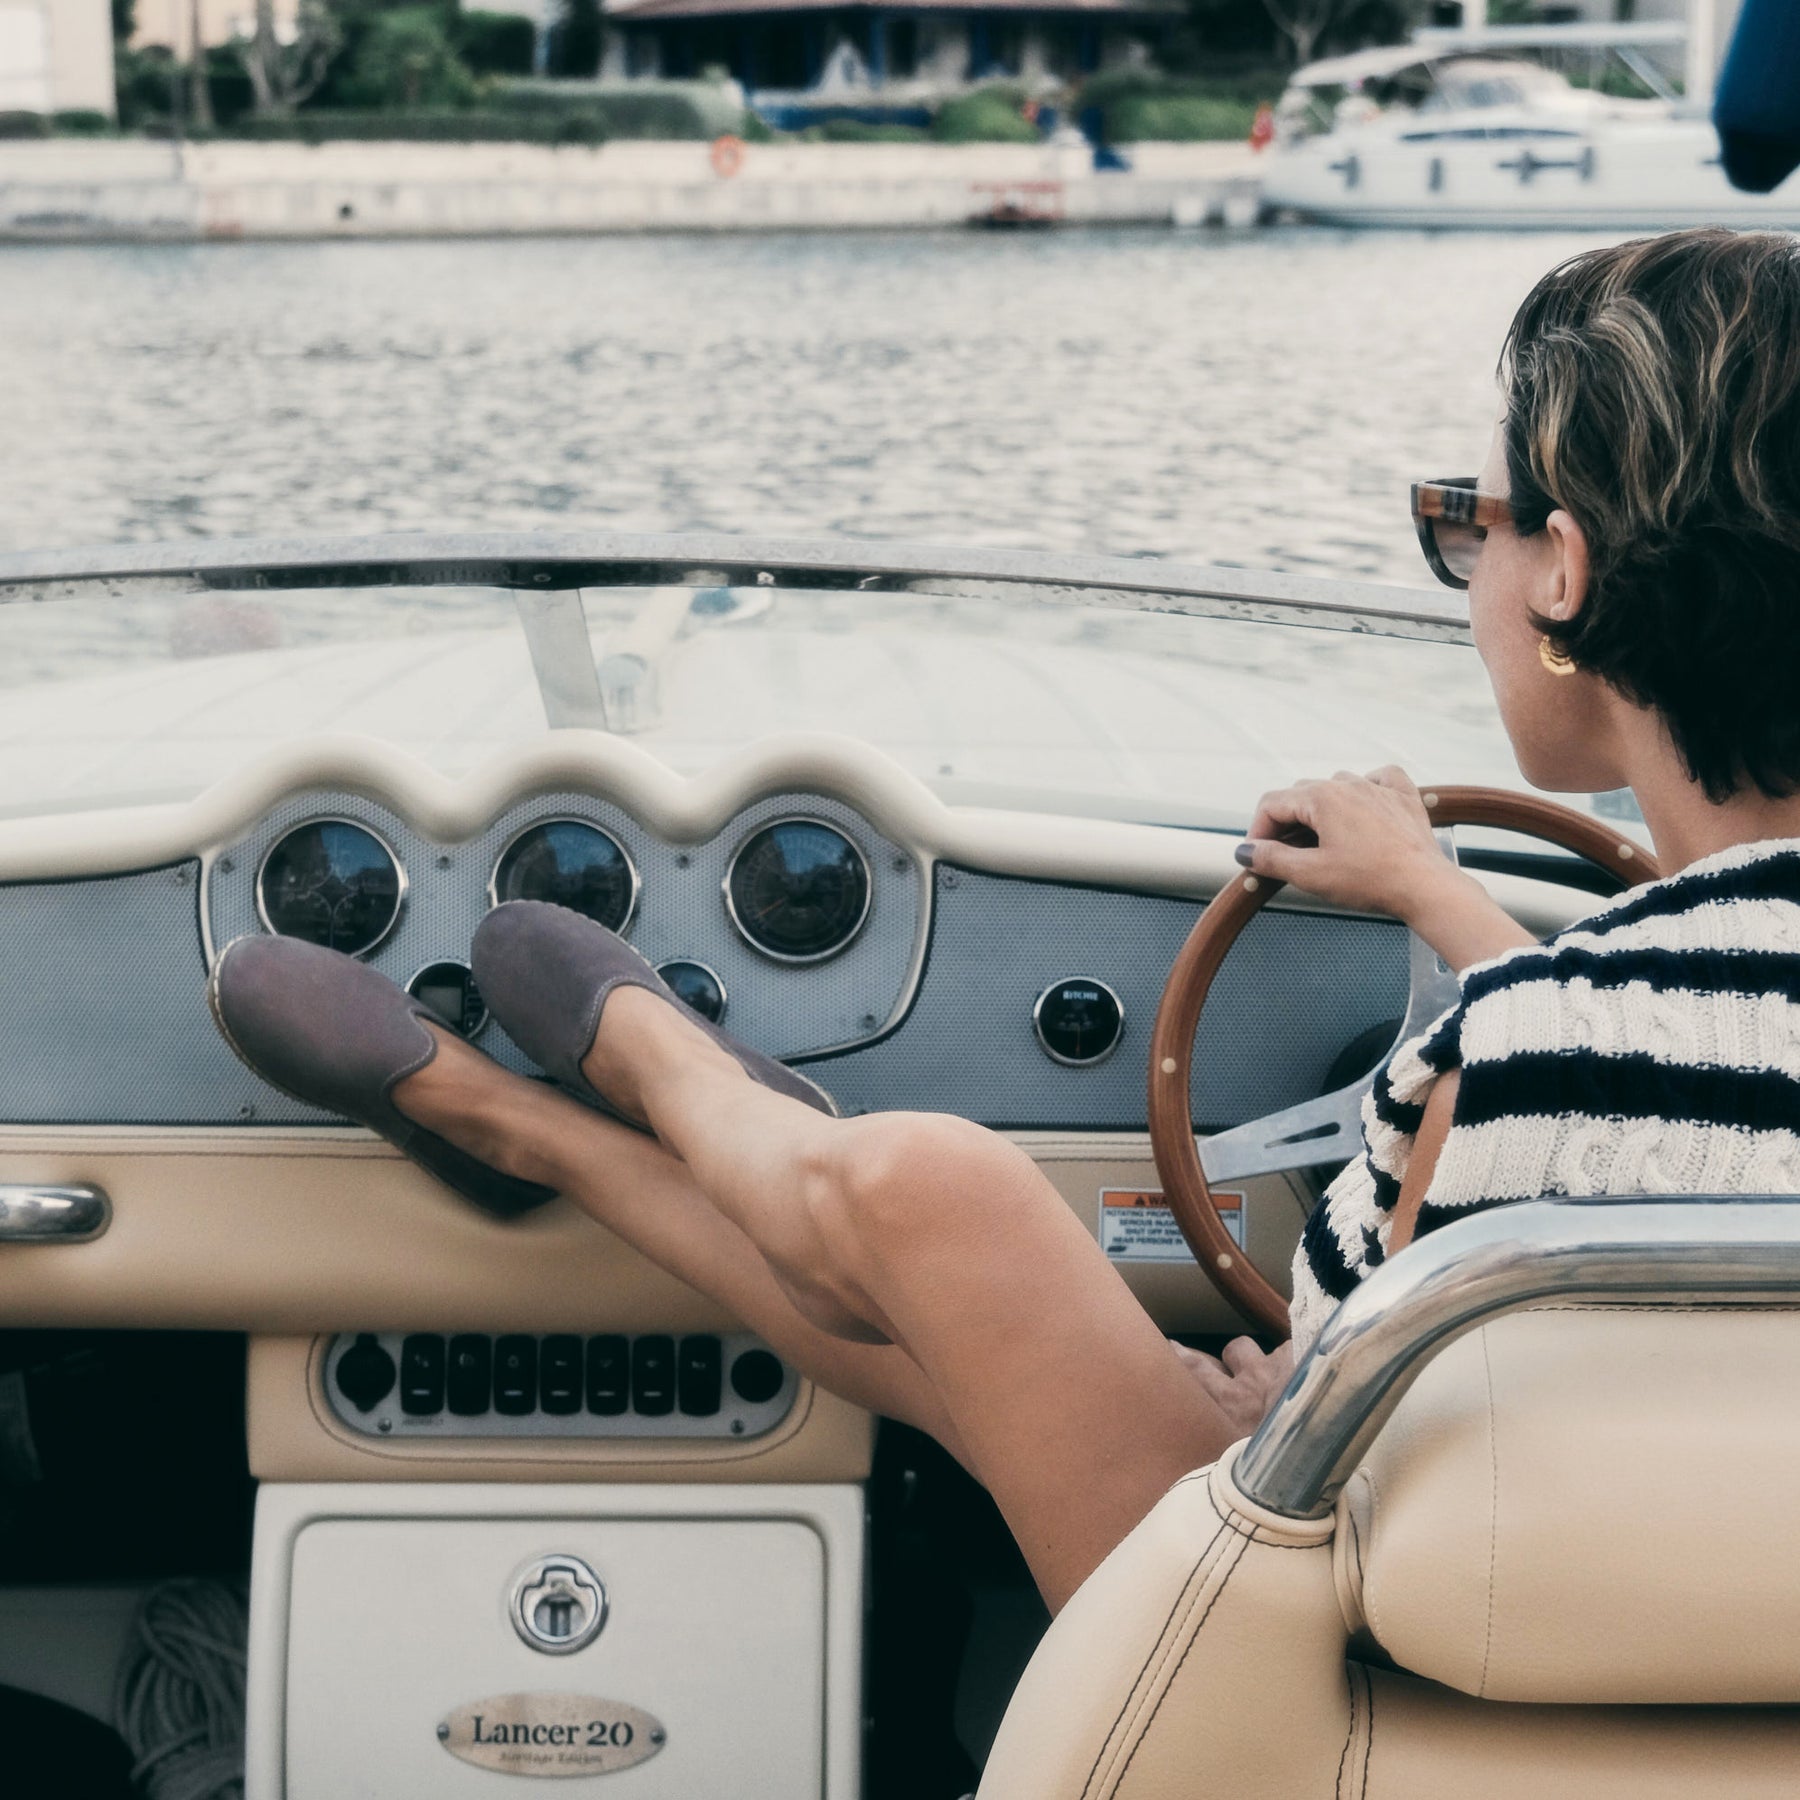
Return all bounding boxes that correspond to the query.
[1234,842,1256,868]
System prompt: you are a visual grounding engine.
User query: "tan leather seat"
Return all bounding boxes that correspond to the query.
[977,1199,1800,1799]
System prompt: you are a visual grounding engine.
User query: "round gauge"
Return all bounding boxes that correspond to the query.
[724,819,871,964]
[657,959,727,1025]
[407,959,488,1039]
[1033,977,1125,1067]
[256,819,405,957]
[491,819,639,933]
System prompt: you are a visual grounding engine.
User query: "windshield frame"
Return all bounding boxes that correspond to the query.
[0,533,1470,655]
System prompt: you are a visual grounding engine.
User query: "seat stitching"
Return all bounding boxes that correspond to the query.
[1100,1532,1250,1800]
[1334,1662,1370,1800]
[1076,1518,1233,1800]
[1332,1663,1358,1800]
[1358,1664,1375,1800]
[1085,1529,1243,1800]
[1478,1328,1499,1697]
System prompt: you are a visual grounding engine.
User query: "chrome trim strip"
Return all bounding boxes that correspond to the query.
[487,815,642,939]
[0,1184,111,1242]
[722,815,875,966]
[1032,975,1126,1068]
[1237,1195,1800,1520]
[0,532,1472,645]
[254,816,409,959]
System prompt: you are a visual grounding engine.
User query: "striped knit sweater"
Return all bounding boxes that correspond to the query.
[1288,836,1800,1357]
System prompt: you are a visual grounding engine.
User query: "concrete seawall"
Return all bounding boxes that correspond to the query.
[0,137,1262,241]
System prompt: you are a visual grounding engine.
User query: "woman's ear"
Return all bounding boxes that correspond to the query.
[1541,508,1591,623]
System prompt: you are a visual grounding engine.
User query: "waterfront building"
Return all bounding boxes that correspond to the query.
[597,0,1170,127]
[128,0,298,57]
[0,0,113,114]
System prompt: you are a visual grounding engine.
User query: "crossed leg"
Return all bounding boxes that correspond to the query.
[398,991,1238,1612]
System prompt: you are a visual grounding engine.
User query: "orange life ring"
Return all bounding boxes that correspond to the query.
[711,134,747,178]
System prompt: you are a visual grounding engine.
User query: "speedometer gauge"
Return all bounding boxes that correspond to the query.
[725,818,871,963]
[256,819,405,957]
[490,820,639,933]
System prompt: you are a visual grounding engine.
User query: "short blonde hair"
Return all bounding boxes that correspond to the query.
[1501,228,1800,801]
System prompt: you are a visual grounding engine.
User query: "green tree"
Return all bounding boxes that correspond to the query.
[340,7,479,107]
[552,0,602,78]
[238,0,343,113]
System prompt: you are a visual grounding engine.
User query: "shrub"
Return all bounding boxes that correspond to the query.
[1077,69,1273,142]
[455,9,536,77]
[1107,92,1258,140]
[932,85,1037,144]
[338,8,479,109]
[498,84,716,138]
[230,107,607,142]
[807,118,929,142]
[52,109,114,134]
[0,111,51,138]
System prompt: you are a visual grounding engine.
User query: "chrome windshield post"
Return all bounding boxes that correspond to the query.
[1236,1195,1800,1521]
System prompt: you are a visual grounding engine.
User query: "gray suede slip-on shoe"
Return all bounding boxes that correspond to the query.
[207,933,558,1219]
[471,899,839,1129]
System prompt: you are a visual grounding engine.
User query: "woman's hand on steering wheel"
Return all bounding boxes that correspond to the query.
[1236,767,1534,972]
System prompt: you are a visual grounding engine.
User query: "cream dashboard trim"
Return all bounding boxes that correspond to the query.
[0,1126,1295,1337]
[0,730,1593,937]
[247,1335,876,1485]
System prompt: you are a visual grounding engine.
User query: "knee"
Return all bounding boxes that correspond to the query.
[807,1112,1041,1261]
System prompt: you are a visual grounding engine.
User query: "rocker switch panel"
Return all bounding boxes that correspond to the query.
[323,1330,799,1441]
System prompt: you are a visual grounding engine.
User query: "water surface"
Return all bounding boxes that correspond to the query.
[0,226,1616,577]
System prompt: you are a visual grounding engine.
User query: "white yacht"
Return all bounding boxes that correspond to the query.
[1261,22,1800,229]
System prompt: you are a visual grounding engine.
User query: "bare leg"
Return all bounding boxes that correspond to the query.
[578,991,1238,1611]
[395,1031,972,1464]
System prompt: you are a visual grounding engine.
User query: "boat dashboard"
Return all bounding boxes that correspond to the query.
[12,755,1412,1141]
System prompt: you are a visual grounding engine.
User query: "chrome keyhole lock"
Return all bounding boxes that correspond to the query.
[510,1553,608,1656]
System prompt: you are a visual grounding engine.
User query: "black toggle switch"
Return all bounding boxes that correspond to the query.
[585,1335,629,1415]
[446,1334,492,1416]
[678,1335,723,1416]
[730,1348,785,1406]
[632,1334,675,1416]
[494,1334,538,1415]
[400,1334,446,1415]
[335,1333,396,1414]
[540,1335,582,1414]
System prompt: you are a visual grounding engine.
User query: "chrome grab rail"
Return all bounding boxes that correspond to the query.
[0,1184,111,1243]
[1236,1196,1800,1520]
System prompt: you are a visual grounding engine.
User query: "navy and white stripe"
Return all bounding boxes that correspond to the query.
[1288,839,1800,1356]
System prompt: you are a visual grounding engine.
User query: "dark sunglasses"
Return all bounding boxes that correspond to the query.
[1411,477,1514,589]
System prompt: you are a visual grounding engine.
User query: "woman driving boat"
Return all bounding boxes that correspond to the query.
[208,226,1800,1616]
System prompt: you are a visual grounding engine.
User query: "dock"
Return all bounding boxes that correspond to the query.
[0,138,1262,241]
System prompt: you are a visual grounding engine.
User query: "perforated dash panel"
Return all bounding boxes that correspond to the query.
[803,867,1411,1130]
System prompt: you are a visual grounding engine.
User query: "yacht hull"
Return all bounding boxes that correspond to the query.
[1264,120,1800,229]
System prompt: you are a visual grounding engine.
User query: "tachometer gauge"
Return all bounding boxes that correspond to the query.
[725,818,871,963]
[490,819,639,933]
[256,819,405,957]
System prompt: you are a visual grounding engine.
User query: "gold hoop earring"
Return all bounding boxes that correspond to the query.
[1538,635,1577,676]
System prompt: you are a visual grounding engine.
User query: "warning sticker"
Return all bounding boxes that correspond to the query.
[1100,1188,1243,1263]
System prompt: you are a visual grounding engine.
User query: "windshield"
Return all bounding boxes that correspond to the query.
[0,564,1591,834]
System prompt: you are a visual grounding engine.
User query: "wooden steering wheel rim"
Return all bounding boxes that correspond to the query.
[1146,785,1664,1339]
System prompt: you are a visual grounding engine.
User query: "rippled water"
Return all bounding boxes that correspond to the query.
[0,226,1622,578]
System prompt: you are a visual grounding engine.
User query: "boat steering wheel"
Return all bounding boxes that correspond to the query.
[1147,786,1664,1338]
